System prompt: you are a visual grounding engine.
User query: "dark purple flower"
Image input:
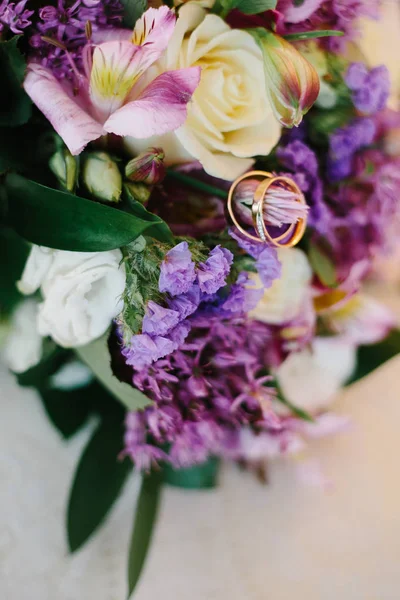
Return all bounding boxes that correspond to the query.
[159,241,196,296]
[196,245,233,295]
[0,0,33,34]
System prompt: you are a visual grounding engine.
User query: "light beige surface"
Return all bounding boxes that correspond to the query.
[1,318,400,600]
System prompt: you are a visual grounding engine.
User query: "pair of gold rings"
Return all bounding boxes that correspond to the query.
[227,170,308,248]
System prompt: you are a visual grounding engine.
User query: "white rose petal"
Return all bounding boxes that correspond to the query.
[249,248,312,325]
[18,246,126,348]
[4,299,43,374]
[276,337,357,413]
[125,3,281,180]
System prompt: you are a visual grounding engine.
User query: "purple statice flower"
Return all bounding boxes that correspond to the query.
[229,229,281,289]
[142,301,180,337]
[159,241,196,296]
[345,63,390,116]
[196,245,233,295]
[221,273,263,316]
[327,118,376,182]
[0,0,33,34]
[168,285,201,320]
[277,140,331,233]
[29,0,123,81]
[122,316,288,470]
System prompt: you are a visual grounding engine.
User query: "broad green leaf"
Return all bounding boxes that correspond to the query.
[120,0,147,29]
[0,226,30,317]
[347,329,400,385]
[0,37,32,126]
[308,243,337,288]
[283,30,344,41]
[76,333,151,411]
[5,173,172,252]
[163,457,220,489]
[123,184,173,243]
[128,472,162,597]
[67,415,133,552]
[39,384,92,439]
[219,0,276,15]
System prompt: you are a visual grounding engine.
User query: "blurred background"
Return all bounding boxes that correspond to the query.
[1,2,400,599]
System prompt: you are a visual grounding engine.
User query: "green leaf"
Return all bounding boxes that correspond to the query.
[163,457,220,489]
[127,472,162,597]
[4,173,172,252]
[308,243,337,288]
[283,30,344,41]
[0,37,32,126]
[120,0,147,29]
[67,416,133,552]
[39,384,92,439]
[123,184,173,243]
[219,0,276,15]
[0,226,30,317]
[76,333,151,411]
[347,329,400,385]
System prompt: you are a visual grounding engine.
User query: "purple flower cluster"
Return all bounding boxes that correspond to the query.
[229,229,281,289]
[29,0,123,80]
[327,118,376,182]
[276,0,382,52]
[277,140,331,233]
[345,63,390,116]
[0,0,33,34]
[122,242,235,369]
[122,316,285,470]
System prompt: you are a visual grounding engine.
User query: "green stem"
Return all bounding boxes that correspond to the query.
[166,170,228,200]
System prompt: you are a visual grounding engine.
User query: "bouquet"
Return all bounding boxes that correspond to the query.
[1,0,400,594]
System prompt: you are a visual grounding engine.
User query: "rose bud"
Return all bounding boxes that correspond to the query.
[49,148,78,192]
[125,147,166,185]
[233,178,309,228]
[83,152,122,203]
[251,30,320,128]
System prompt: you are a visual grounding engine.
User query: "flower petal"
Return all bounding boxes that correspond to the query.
[24,64,104,155]
[89,40,141,120]
[131,6,176,73]
[104,67,201,138]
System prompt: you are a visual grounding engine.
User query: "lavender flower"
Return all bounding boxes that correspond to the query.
[229,229,282,289]
[327,118,376,182]
[159,241,196,296]
[345,63,390,116]
[29,0,123,81]
[142,301,180,337]
[197,245,233,295]
[0,0,33,34]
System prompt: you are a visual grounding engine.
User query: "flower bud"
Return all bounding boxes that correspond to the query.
[233,178,308,228]
[251,30,320,128]
[125,147,166,185]
[49,148,78,192]
[83,152,122,203]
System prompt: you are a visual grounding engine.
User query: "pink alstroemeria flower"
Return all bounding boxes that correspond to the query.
[23,6,201,155]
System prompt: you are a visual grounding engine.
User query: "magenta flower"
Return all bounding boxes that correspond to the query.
[24,7,201,155]
[0,0,33,34]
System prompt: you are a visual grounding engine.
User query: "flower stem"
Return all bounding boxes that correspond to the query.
[166,170,228,200]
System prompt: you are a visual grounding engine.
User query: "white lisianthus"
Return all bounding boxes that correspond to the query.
[126,3,281,180]
[276,337,357,414]
[249,248,312,325]
[17,246,126,348]
[4,299,43,373]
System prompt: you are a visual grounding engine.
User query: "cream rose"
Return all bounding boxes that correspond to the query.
[275,337,357,413]
[18,246,126,348]
[249,248,312,325]
[125,3,281,180]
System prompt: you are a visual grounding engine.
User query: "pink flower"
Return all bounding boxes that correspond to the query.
[24,6,201,155]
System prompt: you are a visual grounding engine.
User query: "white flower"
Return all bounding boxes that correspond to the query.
[18,246,126,348]
[4,299,43,373]
[125,3,281,180]
[249,248,312,325]
[276,337,357,413]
